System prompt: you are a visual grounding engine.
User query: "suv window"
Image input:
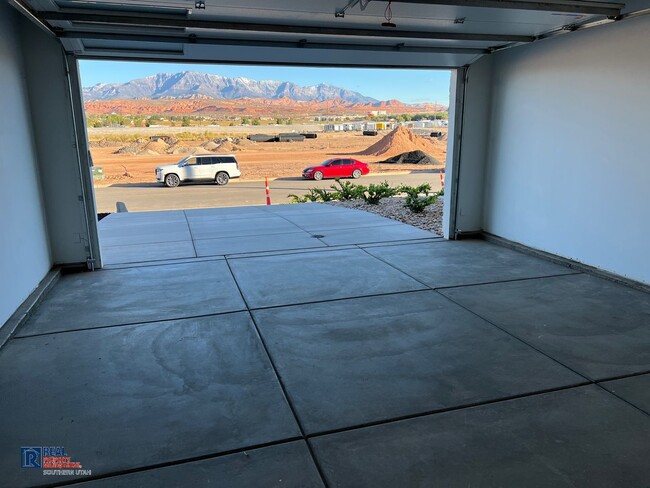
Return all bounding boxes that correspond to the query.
[185,158,199,166]
[220,156,237,164]
[194,156,237,165]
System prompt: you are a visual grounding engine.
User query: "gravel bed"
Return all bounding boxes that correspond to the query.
[327,196,444,236]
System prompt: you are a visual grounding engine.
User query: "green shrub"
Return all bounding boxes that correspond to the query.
[330,179,366,201]
[287,194,308,203]
[362,181,398,204]
[287,188,339,203]
[288,191,318,203]
[311,188,339,202]
[400,184,439,213]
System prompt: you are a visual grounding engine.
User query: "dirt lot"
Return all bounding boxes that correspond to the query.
[90,130,447,186]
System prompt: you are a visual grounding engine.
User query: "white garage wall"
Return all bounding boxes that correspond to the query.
[483,16,650,284]
[0,5,52,327]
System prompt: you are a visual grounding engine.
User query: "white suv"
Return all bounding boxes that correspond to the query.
[155,154,241,187]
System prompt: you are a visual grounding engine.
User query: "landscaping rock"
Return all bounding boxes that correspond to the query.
[327,196,444,236]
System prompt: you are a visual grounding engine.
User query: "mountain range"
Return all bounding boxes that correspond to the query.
[83,71,379,104]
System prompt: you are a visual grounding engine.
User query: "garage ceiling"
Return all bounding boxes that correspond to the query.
[10,0,650,67]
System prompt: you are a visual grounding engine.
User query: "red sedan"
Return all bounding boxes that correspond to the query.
[302,158,370,180]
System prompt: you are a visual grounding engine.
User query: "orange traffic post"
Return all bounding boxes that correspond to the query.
[439,172,445,188]
[265,177,271,205]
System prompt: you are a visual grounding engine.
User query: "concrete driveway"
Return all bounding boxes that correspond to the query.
[1,203,650,486]
[97,203,437,266]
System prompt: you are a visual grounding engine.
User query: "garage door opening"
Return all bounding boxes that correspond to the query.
[79,60,453,265]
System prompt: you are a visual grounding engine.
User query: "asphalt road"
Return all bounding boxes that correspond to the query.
[94,171,443,213]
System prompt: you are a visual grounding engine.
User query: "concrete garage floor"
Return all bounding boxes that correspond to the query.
[1,203,650,487]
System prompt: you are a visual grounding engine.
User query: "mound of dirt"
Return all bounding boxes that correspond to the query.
[378,150,442,165]
[143,139,170,153]
[114,143,143,155]
[126,139,171,155]
[184,146,206,154]
[169,147,186,155]
[112,136,252,156]
[163,144,203,155]
[150,135,178,145]
[202,141,220,151]
[359,126,439,158]
[113,138,150,155]
[235,137,255,147]
[89,138,122,148]
[215,141,241,152]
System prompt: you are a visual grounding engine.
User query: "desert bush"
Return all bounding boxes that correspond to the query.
[400,184,439,213]
[311,188,339,202]
[330,179,366,201]
[287,188,339,203]
[362,181,398,204]
[288,192,316,203]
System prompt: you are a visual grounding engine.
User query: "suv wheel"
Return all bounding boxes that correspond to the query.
[215,172,230,185]
[164,173,180,188]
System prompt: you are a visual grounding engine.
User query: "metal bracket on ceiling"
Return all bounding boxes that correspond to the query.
[336,0,371,18]
[297,38,307,48]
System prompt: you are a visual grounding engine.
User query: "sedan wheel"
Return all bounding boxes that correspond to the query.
[215,172,230,185]
[164,173,180,188]
[352,169,362,179]
[313,171,323,181]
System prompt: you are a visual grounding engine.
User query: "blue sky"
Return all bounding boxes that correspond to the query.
[79,60,451,105]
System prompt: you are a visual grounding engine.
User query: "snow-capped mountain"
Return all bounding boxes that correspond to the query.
[83,71,378,103]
